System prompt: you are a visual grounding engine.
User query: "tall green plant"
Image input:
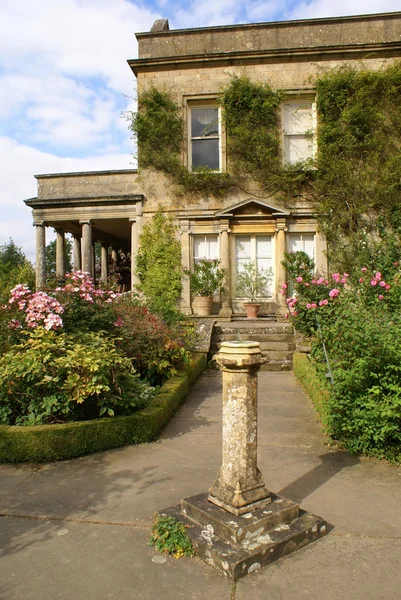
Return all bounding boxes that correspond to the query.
[136,209,182,322]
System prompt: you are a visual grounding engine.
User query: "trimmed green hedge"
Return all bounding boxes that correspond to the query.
[0,352,207,464]
[293,352,330,422]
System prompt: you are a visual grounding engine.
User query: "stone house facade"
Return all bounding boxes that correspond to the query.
[25,11,401,317]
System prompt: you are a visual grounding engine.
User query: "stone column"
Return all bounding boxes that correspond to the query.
[209,341,270,516]
[73,235,81,272]
[275,219,288,321]
[55,228,66,279]
[101,244,108,284]
[179,219,192,314]
[219,220,232,317]
[80,220,93,277]
[315,229,328,275]
[35,222,46,290]
[111,248,118,265]
[130,202,143,291]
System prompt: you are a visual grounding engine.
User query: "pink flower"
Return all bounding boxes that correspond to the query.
[292,311,298,316]
[394,262,398,267]
[319,299,328,306]
[113,317,124,327]
[379,281,386,288]
[8,319,22,330]
[361,267,367,272]
[385,284,391,290]
[306,303,312,309]
[375,272,382,281]
[311,279,316,285]
[285,313,289,319]
[281,283,287,289]
[296,276,303,283]
[316,277,325,285]
[343,273,349,277]
[378,295,384,301]
[359,277,364,283]
[329,288,340,298]
[332,273,341,283]
[370,279,378,286]
[340,277,347,284]
[311,303,317,309]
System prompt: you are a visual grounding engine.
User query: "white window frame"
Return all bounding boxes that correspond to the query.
[287,232,316,261]
[281,97,317,166]
[193,234,220,262]
[188,102,222,172]
[234,234,275,298]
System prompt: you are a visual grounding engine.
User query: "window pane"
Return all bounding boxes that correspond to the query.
[284,135,313,164]
[302,234,315,259]
[235,237,251,260]
[194,235,219,260]
[191,108,219,137]
[256,236,272,259]
[283,102,313,134]
[288,233,315,259]
[192,139,219,169]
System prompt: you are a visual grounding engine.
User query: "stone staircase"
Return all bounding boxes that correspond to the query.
[210,320,295,371]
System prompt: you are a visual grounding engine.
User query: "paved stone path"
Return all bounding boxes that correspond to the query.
[1,371,400,599]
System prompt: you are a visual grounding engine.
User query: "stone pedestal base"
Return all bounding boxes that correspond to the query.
[159,492,328,580]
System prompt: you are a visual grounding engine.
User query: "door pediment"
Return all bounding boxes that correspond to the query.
[215,198,289,218]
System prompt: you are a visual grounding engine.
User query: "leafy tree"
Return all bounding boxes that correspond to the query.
[46,237,73,277]
[136,208,182,322]
[0,239,35,302]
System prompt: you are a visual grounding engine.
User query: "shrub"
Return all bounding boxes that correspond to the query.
[149,515,194,558]
[187,258,225,297]
[285,252,401,462]
[114,295,189,386]
[0,328,154,426]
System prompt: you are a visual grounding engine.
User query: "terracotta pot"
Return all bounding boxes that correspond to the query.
[192,296,214,316]
[243,303,261,319]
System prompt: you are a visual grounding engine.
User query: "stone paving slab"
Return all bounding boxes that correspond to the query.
[235,534,401,600]
[0,516,232,600]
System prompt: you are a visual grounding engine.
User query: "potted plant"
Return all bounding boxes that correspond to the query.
[235,261,272,318]
[188,258,226,316]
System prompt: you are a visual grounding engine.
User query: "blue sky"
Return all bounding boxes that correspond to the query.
[1,0,400,261]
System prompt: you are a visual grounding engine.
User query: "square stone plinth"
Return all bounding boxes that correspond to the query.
[158,493,328,580]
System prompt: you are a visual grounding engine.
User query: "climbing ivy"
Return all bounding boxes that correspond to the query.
[129,64,401,268]
[313,62,401,269]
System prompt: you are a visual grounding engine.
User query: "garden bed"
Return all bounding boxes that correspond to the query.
[0,352,206,464]
[293,352,330,421]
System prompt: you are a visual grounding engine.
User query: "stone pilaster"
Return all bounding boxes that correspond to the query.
[219,220,232,317]
[101,244,108,284]
[209,341,270,516]
[73,235,81,272]
[55,228,65,279]
[35,222,46,290]
[275,219,288,321]
[315,229,328,275]
[80,220,93,277]
[179,219,192,314]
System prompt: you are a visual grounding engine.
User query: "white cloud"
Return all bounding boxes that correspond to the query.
[0,136,134,261]
[288,0,401,20]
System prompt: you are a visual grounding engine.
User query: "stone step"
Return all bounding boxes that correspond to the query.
[214,322,293,335]
[261,360,293,372]
[211,338,295,351]
[210,346,293,361]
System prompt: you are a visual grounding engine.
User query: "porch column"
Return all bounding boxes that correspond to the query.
[55,228,66,279]
[219,220,232,317]
[275,219,288,321]
[101,244,108,284]
[92,242,96,283]
[130,202,143,291]
[35,222,46,290]
[180,219,192,314]
[73,234,81,272]
[315,230,328,275]
[111,248,118,264]
[80,220,93,277]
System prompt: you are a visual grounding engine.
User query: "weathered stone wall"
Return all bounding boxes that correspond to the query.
[136,13,401,59]
[36,170,141,200]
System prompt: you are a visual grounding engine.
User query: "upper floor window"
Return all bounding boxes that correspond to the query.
[189,106,221,171]
[282,99,316,165]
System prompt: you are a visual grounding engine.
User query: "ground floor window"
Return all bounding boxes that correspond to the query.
[288,233,315,261]
[235,235,274,297]
[193,235,219,261]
